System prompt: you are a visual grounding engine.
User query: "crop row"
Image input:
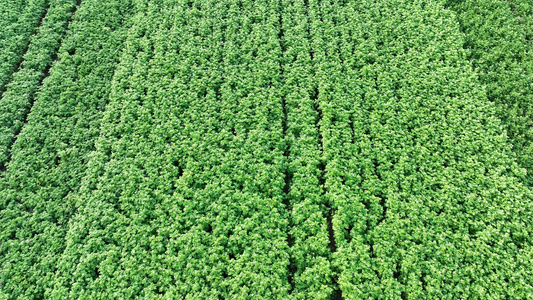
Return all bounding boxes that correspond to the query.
[0,0,135,297]
[312,0,533,298]
[446,0,533,187]
[0,0,49,95]
[280,0,332,298]
[0,0,79,167]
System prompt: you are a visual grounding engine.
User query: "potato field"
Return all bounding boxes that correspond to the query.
[0,0,532,299]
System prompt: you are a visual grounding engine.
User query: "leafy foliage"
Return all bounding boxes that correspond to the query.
[0,0,79,167]
[0,0,49,94]
[50,0,291,298]
[0,0,531,299]
[281,0,333,298]
[314,0,533,298]
[0,0,134,297]
[447,0,533,186]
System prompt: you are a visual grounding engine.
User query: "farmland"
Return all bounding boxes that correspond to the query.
[0,0,532,299]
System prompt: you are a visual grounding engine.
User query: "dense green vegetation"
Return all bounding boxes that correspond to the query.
[0,0,531,298]
[314,1,532,298]
[0,0,79,167]
[447,0,533,187]
[0,0,49,95]
[281,0,332,298]
[0,0,134,297]
[50,0,291,298]
[507,0,532,45]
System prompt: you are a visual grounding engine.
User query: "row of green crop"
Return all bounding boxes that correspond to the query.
[0,0,135,297]
[307,1,378,297]
[0,0,79,167]
[0,0,49,95]
[313,0,533,298]
[48,0,292,298]
[280,0,332,298]
[446,0,533,186]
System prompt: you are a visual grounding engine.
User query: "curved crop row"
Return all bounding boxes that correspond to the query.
[0,0,135,297]
[0,0,80,167]
[0,0,49,95]
[311,0,533,298]
[446,0,533,186]
[49,0,292,298]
